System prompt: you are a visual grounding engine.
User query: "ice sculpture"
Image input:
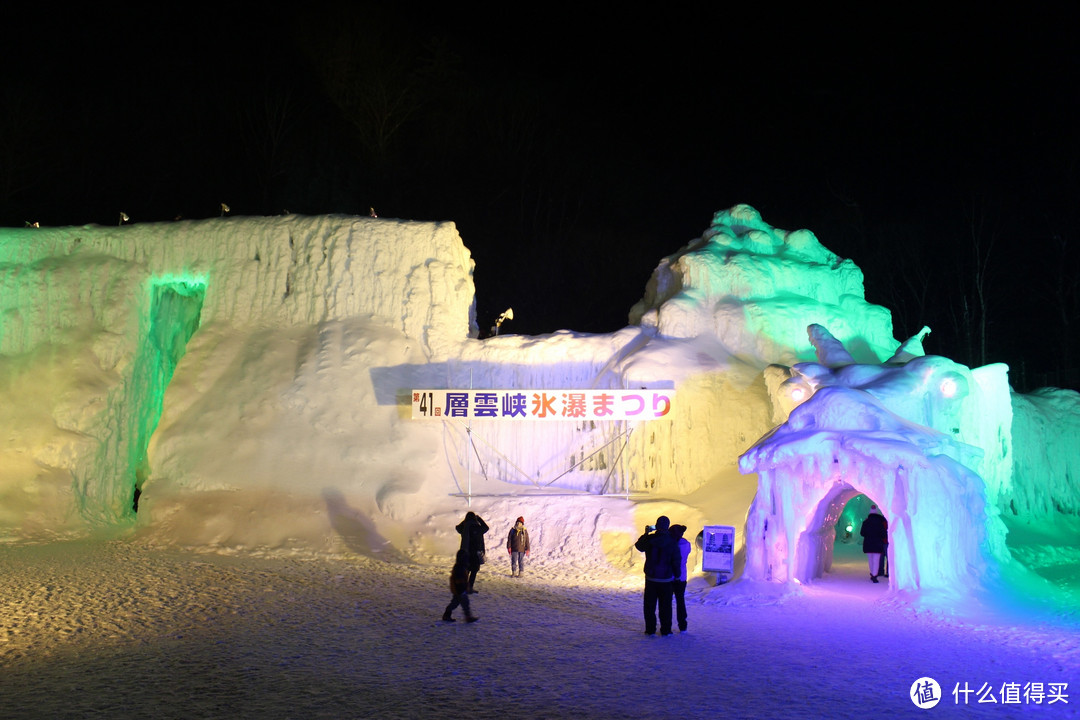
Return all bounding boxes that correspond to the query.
[740,326,1013,594]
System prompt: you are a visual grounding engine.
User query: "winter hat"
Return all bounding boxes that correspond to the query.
[655,516,670,531]
[516,516,525,524]
[868,504,881,515]
[670,524,687,539]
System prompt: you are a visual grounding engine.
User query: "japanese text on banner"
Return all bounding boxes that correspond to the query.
[410,389,673,421]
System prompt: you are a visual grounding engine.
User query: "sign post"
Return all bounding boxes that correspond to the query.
[701,525,735,585]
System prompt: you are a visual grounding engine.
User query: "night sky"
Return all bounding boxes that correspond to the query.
[3,6,1078,391]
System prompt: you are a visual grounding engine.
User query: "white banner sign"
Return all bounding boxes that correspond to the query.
[411,389,673,421]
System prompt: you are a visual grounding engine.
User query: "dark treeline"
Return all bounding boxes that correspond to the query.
[2,6,1077,391]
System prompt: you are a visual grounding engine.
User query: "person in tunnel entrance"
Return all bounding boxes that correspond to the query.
[860,504,889,583]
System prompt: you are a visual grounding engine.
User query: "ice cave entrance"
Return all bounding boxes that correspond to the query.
[129,279,205,513]
[740,386,992,594]
[814,491,884,578]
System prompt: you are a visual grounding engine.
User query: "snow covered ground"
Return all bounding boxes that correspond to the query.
[1,535,1076,720]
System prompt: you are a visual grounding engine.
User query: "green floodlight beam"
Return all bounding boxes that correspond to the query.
[126,277,207,513]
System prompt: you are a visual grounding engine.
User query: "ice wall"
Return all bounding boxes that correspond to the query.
[0,216,476,537]
[1008,387,1080,517]
[0,215,476,356]
[0,207,926,551]
[2,204,1075,578]
[2,206,859,547]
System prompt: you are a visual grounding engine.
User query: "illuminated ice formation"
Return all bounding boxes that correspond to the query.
[1010,388,1080,517]
[0,205,1075,605]
[630,204,897,366]
[0,216,476,535]
[740,326,1013,594]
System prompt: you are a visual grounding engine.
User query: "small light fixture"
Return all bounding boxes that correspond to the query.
[491,308,514,336]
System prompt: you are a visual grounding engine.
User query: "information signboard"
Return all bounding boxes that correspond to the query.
[701,524,736,582]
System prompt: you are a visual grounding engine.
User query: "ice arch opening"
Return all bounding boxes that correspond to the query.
[831,494,886,573]
[801,486,881,579]
[739,386,999,594]
[835,494,876,548]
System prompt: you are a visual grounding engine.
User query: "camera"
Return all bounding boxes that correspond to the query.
[646,525,656,532]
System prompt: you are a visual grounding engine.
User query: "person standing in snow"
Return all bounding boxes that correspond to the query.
[634,515,681,636]
[456,511,489,593]
[860,504,889,583]
[442,550,478,623]
[506,516,530,577]
[670,524,692,632]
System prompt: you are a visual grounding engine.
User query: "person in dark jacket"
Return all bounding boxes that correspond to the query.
[456,511,490,593]
[860,504,889,583]
[506,516,531,577]
[443,550,478,622]
[670,524,692,632]
[634,515,681,636]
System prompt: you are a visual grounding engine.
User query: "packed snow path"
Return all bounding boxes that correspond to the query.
[0,542,1076,719]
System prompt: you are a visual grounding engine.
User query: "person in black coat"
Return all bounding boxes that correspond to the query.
[456,511,489,593]
[442,550,478,622]
[860,504,889,583]
[634,515,681,636]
